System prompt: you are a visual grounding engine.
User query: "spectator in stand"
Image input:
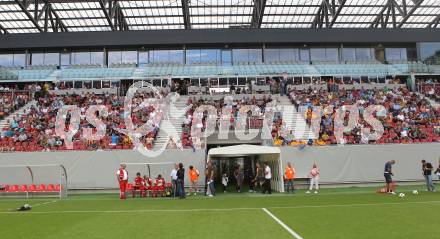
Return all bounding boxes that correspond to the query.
[307,163,320,194]
[230,84,235,94]
[167,138,177,149]
[17,132,27,142]
[0,92,163,152]
[110,133,119,146]
[280,77,286,96]
[282,86,440,147]
[176,163,185,199]
[422,160,436,192]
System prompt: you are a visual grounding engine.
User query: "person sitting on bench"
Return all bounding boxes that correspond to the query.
[132,172,146,198]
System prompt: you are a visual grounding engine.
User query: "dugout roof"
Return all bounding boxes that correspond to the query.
[0,0,439,34]
[208,144,280,158]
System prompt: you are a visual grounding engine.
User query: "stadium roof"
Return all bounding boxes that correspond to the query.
[0,0,439,34]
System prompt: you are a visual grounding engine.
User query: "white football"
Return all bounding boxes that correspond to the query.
[412,190,419,195]
[399,193,405,198]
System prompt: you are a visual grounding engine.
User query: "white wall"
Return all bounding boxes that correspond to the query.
[0,143,439,189]
[0,149,206,189]
[281,143,440,183]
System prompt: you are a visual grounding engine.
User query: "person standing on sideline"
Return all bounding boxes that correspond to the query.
[176,163,185,199]
[222,172,229,193]
[307,163,320,194]
[188,165,200,196]
[435,158,440,182]
[234,165,244,193]
[205,160,215,197]
[170,164,178,197]
[253,162,264,192]
[383,160,396,194]
[262,162,272,194]
[284,162,295,193]
[422,160,436,192]
[116,163,128,199]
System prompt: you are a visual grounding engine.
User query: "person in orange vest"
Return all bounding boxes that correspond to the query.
[284,162,295,193]
[116,163,128,199]
[188,165,200,196]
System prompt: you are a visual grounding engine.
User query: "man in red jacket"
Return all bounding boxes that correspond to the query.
[116,163,128,199]
[133,172,146,198]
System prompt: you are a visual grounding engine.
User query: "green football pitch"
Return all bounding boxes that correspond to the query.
[1,185,439,239]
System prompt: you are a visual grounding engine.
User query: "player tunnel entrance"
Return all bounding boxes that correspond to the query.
[207,144,283,192]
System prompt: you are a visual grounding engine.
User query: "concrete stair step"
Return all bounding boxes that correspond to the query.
[152,95,188,150]
[0,100,36,128]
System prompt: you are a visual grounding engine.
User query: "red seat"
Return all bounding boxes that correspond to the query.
[127,183,133,190]
[29,184,37,192]
[19,185,28,192]
[47,184,55,191]
[9,185,19,192]
[3,185,9,192]
[37,184,46,191]
[55,184,61,191]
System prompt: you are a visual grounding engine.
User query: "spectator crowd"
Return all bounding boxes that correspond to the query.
[0,92,163,152]
[271,86,440,147]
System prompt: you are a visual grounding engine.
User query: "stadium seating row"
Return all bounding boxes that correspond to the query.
[0,69,54,80]
[1,61,438,81]
[0,184,61,192]
[60,67,134,78]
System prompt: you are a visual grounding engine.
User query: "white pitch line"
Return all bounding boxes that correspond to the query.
[1,200,440,214]
[0,207,258,214]
[268,200,440,210]
[32,200,58,208]
[262,208,304,239]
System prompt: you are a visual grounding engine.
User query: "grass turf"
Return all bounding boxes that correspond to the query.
[1,185,439,239]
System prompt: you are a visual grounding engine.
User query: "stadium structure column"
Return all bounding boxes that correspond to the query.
[181,0,191,29]
[251,0,266,28]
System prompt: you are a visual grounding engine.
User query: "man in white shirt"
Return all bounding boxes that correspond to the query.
[262,162,272,194]
[116,164,128,199]
[170,164,178,197]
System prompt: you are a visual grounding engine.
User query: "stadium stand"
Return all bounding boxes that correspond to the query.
[416,77,440,103]
[279,87,440,146]
[0,77,438,153]
[0,89,30,120]
[0,61,423,80]
[61,67,135,79]
[0,67,55,80]
[0,92,163,152]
